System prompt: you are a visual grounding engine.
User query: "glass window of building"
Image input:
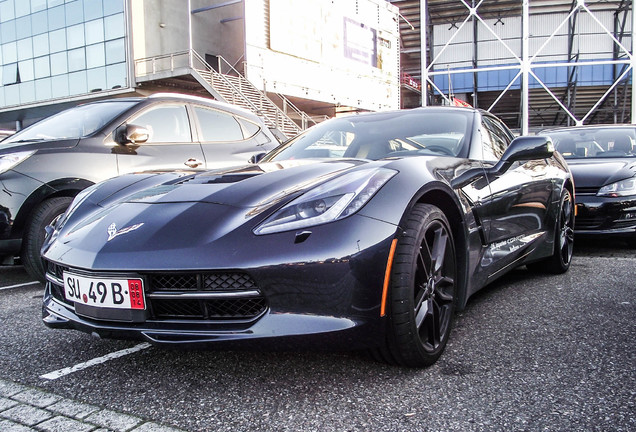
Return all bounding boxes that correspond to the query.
[47,5,65,31]
[105,38,125,64]
[2,42,17,64]
[14,1,30,18]
[106,62,126,89]
[15,15,32,40]
[85,18,104,45]
[87,66,106,92]
[65,1,83,26]
[20,81,35,103]
[51,74,68,98]
[31,10,48,35]
[33,33,48,57]
[68,69,87,94]
[33,55,50,79]
[17,38,33,62]
[68,47,85,72]
[35,77,52,100]
[30,0,47,13]
[1,19,16,42]
[49,28,66,53]
[103,1,124,16]
[104,13,124,40]
[66,23,84,49]
[2,63,18,85]
[50,51,67,75]
[0,0,127,106]
[84,0,103,22]
[0,1,15,23]
[86,42,105,69]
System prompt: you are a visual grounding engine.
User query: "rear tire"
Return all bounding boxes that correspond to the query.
[22,197,72,282]
[527,188,574,274]
[380,203,457,368]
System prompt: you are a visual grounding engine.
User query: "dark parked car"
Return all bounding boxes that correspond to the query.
[0,93,277,280]
[42,107,573,367]
[540,125,636,247]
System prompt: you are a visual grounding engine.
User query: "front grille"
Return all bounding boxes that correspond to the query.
[151,274,198,291]
[152,297,268,319]
[45,261,267,322]
[146,272,266,321]
[149,273,257,292]
[575,215,605,229]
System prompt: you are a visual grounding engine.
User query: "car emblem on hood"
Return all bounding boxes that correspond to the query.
[107,222,144,241]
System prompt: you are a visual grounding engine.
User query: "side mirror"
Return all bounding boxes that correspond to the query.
[249,152,267,164]
[115,124,149,145]
[451,136,554,189]
[497,135,554,167]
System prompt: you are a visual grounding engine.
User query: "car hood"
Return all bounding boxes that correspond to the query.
[43,159,377,269]
[0,138,80,155]
[115,159,369,207]
[566,158,636,187]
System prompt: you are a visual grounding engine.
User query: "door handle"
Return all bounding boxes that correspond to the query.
[184,158,204,168]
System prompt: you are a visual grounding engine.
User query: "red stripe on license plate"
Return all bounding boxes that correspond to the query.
[128,280,145,310]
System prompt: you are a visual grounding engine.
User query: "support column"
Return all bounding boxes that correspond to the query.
[188,0,193,68]
[421,0,428,107]
[630,0,636,124]
[521,0,529,134]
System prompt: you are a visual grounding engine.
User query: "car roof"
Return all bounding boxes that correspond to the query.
[83,93,263,123]
[540,124,636,133]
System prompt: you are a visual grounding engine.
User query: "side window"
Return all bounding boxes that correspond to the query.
[237,118,261,139]
[481,120,497,161]
[481,117,508,160]
[129,104,192,143]
[194,106,244,142]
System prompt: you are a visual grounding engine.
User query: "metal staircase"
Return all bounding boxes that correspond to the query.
[135,51,317,139]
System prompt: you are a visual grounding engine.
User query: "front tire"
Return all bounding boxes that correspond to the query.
[22,197,72,282]
[382,204,457,367]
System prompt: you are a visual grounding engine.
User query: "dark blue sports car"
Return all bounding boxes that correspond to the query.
[42,107,574,367]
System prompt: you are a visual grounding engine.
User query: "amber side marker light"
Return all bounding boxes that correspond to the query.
[380,238,398,317]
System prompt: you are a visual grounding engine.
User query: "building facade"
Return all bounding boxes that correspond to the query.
[0,0,401,136]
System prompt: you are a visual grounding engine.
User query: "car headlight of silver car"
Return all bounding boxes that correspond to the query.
[254,167,397,235]
[597,177,636,197]
[0,151,36,175]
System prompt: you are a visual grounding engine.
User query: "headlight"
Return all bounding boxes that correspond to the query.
[254,167,397,235]
[0,151,36,175]
[597,177,636,197]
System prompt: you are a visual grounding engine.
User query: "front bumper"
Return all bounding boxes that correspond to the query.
[42,214,397,350]
[574,193,636,237]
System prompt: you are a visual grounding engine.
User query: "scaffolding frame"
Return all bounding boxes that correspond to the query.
[420,0,635,133]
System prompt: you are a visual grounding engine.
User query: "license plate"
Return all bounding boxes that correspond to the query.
[63,272,145,310]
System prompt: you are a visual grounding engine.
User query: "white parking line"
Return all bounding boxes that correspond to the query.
[40,342,152,380]
[0,281,40,291]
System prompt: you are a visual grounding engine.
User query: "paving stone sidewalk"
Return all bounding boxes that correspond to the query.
[0,379,184,432]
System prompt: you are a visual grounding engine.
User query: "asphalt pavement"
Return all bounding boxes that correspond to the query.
[0,238,634,431]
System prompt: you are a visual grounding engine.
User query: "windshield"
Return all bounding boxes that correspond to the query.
[263,110,471,162]
[2,101,138,148]
[547,127,636,159]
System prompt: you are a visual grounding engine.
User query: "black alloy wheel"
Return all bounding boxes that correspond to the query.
[528,188,574,274]
[382,203,457,367]
[555,189,575,270]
